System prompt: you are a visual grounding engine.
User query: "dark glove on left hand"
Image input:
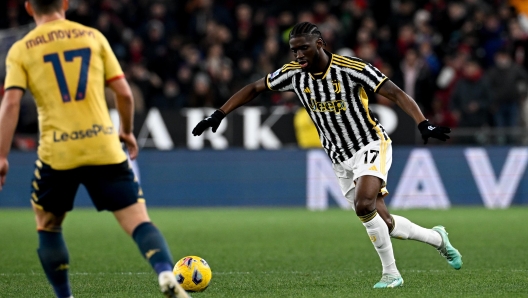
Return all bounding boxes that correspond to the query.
[418,120,451,144]
[192,109,226,136]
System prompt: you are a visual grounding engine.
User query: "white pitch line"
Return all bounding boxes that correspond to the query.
[1,269,527,276]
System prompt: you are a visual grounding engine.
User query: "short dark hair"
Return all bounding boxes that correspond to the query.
[289,22,327,46]
[29,0,62,15]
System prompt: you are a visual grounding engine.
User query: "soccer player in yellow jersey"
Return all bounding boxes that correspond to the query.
[0,1,188,297]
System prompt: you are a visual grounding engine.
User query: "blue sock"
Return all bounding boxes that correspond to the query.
[132,222,174,274]
[37,230,72,298]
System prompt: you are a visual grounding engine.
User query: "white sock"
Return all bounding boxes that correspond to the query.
[390,214,442,248]
[362,213,400,276]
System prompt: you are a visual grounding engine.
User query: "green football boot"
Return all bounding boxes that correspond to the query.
[432,225,463,270]
[373,274,404,288]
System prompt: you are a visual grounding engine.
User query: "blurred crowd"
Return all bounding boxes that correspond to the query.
[2,0,528,138]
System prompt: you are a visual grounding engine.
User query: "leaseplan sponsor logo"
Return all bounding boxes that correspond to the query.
[53,124,114,142]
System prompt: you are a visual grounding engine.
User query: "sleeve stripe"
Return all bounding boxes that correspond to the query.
[374,77,388,93]
[333,61,364,71]
[282,62,300,69]
[282,66,301,72]
[266,74,274,90]
[105,74,125,84]
[333,56,365,67]
[4,86,26,92]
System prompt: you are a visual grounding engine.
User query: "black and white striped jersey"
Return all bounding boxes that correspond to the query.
[266,51,390,164]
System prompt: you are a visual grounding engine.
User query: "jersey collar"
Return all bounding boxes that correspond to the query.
[309,50,333,80]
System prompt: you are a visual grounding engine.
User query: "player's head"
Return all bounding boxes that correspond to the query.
[25,0,68,17]
[289,22,326,71]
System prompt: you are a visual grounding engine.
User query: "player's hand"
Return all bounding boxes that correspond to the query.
[192,110,226,136]
[418,120,451,144]
[0,157,9,191]
[119,131,139,160]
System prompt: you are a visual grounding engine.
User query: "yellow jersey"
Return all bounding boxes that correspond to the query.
[4,19,127,170]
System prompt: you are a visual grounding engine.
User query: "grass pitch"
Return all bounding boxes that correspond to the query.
[0,207,527,297]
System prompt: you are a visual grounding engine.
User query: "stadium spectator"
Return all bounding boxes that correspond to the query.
[485,48,528,142]
[395,47,435,115]
[188,72,216,108]
[214,61,236,104]
[451,59,492,131]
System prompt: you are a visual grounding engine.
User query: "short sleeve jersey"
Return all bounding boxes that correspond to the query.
[266,51,390,163]
[4,19,126,170]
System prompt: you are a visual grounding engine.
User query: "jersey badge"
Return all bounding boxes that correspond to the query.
[333,80,341,93]
[270,69,281,79]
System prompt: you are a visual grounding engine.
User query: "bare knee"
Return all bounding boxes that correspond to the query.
[354,176,383,216]
[33,205,65,231]
[354,196,377,216]
[113,202,151,236]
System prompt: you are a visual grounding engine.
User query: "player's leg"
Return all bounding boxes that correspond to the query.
[375,195,441,246]
[113,202,174,273]
[335,162,402,288]
[113,202,188,297]
[375,197,463,269]
[85,161,188,298]
[343,140,402,287]
[354,175,403,288]
[31,160,78,298]
[33,205,73,298]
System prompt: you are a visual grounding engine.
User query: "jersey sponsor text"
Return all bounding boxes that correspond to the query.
[53,124,114,142]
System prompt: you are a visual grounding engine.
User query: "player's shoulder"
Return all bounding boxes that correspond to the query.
[281,61,302,69]
[269,61,303,80]
[331,54,367,70]
[280,61,302,72]
[6,38,27,60]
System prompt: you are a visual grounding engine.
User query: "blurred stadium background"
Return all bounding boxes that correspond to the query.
[1,0,528,209]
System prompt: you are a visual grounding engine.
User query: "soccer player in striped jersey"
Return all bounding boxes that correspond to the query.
[0,1,188,297]
[193,22,462,288]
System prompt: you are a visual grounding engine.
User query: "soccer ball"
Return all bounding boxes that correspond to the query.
[173,256,212,292]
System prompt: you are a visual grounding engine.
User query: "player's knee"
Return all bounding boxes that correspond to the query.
[38,218,63,231]
[354,197,376,215]
[35,211,65,231]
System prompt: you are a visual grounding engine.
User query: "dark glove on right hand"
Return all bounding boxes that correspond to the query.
[192,109,226,136]
[418,120,451,144]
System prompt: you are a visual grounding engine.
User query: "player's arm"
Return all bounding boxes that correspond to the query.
[220,78,267,114]
[192,78,268,136]
[98,28,139,159]
[377,80,426,124]
[377,80,450,144]
[0,89,23,189]
[107,78,138,160]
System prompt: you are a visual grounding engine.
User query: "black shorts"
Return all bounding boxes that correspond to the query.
[30,160,144,215]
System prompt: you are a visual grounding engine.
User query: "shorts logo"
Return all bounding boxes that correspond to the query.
[309,98,347,114]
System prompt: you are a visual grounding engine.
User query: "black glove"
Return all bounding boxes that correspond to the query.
[192,109,226,136]
[418,120,451,144]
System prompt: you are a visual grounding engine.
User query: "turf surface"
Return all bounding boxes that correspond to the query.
[0,207,527,297]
